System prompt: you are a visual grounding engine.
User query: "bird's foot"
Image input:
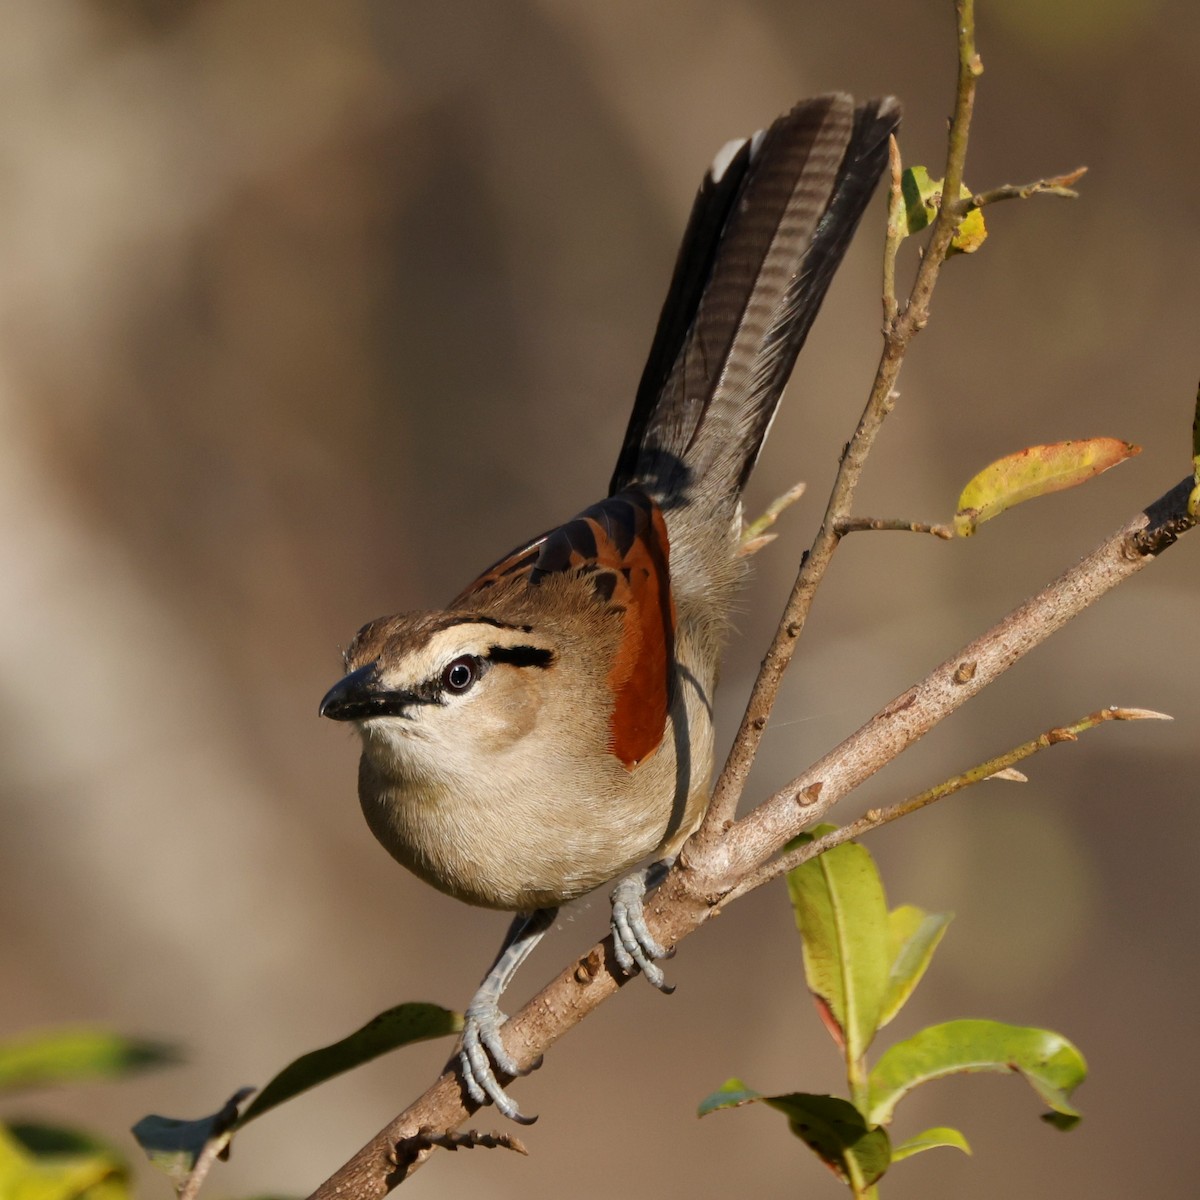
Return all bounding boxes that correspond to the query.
[610,860,675,993]
[458,994,539,1125]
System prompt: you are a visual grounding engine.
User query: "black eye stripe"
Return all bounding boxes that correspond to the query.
[487,644,555,669]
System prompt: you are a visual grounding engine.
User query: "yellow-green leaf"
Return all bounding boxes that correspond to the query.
[898,165,986,254]
[892,1125,972,1161]
[954,438,1140,536]
[787,829,890,1061]
[0,1029,176,1093]
[0,1123,129,1200]
[866,1019,1087,1127]
[879,906,953,1028]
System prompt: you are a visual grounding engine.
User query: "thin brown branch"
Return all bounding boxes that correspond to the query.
[835,516,956,539]
[727,706,1171,900]
[308,477,1194,1200]
[696,0,981,843]
[971,166,1087,208]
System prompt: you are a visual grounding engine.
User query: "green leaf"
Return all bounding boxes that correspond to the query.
[697,1077,763,1117]
[132,1004,460,1187]
[131,1089,252,1186]
[0,1122,129,1200]
[866,1019,1087,1127]
[953,438,1140,537]
[765,1094,891,1188]
[898,165,987,253]
[238,1003,461,1126]
[0,1028,177,1092]
[786,828,890,1060]
[892,1125,972,1161]
[700,1084,890,1189]
[879,906,953,1028]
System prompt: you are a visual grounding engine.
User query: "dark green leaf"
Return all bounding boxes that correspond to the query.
[700,1083,890,1189]
[867,1019,1087,1127]
[238,1003,461,1127]
[787,828,890,1060]
[131,1088,252,1185]
[7,1124,123,1162]
[1042,1111,1083,1132]
[0,1028,177,1092]
[697,1077,763,1117]
[765,1093,891,1188]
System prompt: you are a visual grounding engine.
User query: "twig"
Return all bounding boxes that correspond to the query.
[882,134,904,326]
[392,1127,528,1167]
[835,516,955,538]
[726,706,1171,900]
[696,0,982,843]
[741,480,807,556]
[971,166,1087,208]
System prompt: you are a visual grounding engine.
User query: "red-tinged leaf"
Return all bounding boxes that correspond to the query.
[954,438,1140,536]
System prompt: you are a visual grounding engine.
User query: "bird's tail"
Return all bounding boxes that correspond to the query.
[609,94,900,513]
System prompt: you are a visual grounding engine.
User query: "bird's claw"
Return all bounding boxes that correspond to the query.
[610,866,675,993]
[458,997,538,1125]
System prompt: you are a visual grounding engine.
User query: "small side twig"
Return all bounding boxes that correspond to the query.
[393,1127,528,1167]
[835,516,955,539]
[882,133,904,326]
[971,166,1087,208]
[741,480,807,556]
[727,706,1171,900]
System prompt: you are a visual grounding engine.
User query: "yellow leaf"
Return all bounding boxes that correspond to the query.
[954,438,1140,537]
[898,166,987,254]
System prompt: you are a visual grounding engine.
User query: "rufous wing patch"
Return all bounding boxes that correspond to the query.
[453,490,676,769]
[565,493,675,769]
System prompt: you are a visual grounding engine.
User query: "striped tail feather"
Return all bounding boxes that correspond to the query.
[609,94,901,509]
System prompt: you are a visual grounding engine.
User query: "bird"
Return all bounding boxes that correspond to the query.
[320,92,900,1123]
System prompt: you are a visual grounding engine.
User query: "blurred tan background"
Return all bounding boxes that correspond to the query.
[3,0,1198,1196]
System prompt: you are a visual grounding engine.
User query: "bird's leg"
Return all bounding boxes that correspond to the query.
[610,858,676,992]
[457,906,557,1124]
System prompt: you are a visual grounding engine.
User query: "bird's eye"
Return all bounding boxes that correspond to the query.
[442,655,479,694]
